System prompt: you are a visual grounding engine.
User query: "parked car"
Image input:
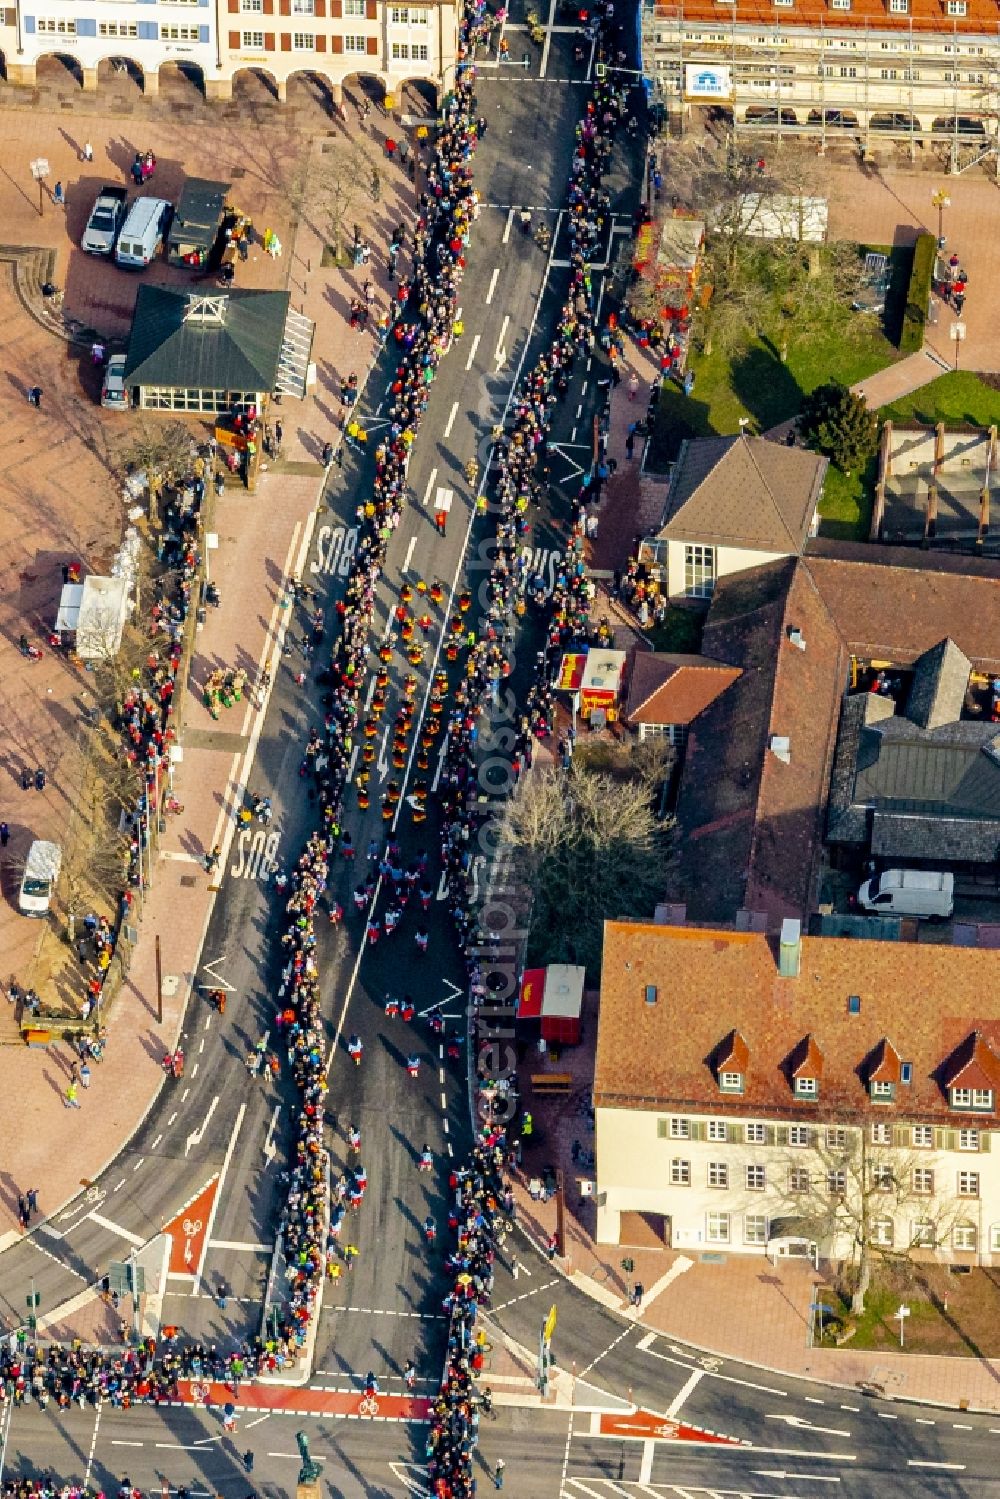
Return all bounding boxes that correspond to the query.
[851,251,890,316]
[18,840,61,917]
[856,868,954,919]
[100,354,129,410]
[115,196,173,269]
[81,185,128,257]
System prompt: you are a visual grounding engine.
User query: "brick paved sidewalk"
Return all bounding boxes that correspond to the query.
[0,126,420,1245]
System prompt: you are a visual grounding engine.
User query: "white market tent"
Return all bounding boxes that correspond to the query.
[713,194,828,244]
[56,575,130,660]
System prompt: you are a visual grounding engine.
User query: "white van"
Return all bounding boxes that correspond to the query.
[115,197,173,269]
[18,840,62,917]
[857,868,954,920]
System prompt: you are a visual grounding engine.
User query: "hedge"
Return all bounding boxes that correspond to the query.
[899,232,937,354]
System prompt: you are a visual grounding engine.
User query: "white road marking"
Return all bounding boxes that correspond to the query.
[766,1414,851,1437]
[207,1239,272,1252]
[665,1367,704,1418]
[193,1102,246,1295]
[151,1134,163,1150]
[181,1088,190,1102]
[908,1460,966,1470]
[421,467,438,507]
[84,1399,102,1488]
[88,1211,143,1247]
[494,313,510,369]
[465,333,481,371]
[486,267,500,304]
[443,402,459,439]
[263,1103,281,1167]
[403,536,418,573]
[502,208,515,244]
[167,1112,177,1126]
[113,1178,126,1193]
[753,1471,841,1484]
[184,1094,219,1157]
[747,1447,857,1462]
[638,1439,654,1484]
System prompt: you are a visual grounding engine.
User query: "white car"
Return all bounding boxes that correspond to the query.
[101,355,129,410]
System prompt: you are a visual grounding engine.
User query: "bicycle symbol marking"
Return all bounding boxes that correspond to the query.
[182,1216,203,1266]
[190,1382,210,1403]
[359,1394,380,1417]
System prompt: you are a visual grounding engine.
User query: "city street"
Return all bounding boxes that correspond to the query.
[5,15,1000,1499]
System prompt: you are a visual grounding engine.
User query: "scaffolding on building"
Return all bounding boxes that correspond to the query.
[641,0,1000,173]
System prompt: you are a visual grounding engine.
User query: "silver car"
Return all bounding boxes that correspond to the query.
[100,355,129,410]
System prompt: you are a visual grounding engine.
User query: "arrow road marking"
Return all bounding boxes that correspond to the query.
[388,1463,429,1497]
[184,1095,219,1158]
[765,1413,851,1437]
[436,870,449,902]
[549,441,589,485]
[263,1105,281,1167]
[200,955,237,993]
[754,1472,842,1483]
[494,314,510,370]
[377,726,391,781]
[431,731,450,792]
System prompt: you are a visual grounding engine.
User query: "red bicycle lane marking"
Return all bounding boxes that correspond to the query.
[162,1177,219,1276]
[599,1409,741,1444]
[177,1380,432,1420]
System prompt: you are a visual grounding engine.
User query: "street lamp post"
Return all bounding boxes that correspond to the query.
[931,189,951,248]
[29,157,49,218]
[951,319,966,370]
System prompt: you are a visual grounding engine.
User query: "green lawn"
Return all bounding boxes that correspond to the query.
[642,242,903,540]
[880,370,1000,427]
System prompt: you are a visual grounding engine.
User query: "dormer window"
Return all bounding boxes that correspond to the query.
[720,1070,743,1094]
[795,1076,818,1098]
[871,1079,895,1103]
[951,1086,993,1111]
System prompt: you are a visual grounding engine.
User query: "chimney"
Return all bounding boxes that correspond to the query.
[769,734,791,764]
[787,627,806,651]
[779,918,802,978]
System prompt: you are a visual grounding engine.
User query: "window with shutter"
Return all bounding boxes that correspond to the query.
[775,1126,788,1146]
[893,1126,909,1148]
[280,29,291,45]
[657,1120,668,1138]
[366,33,378,50]
[315,0,326,12]
[263,0,273,12]
[765,1124,776,1146]
[316,30,326,45]
[934,1127,948,1150]
[690,1120,706,1142]
[332,31,343,46]
[981,1132,992,1153]
[728,1123,744,1144]
[280,0,291,14]
[330,0,342,12]
[264,29,275,46]
[228,0,239,12]
[229,27,241,42]
[365,0,376,13]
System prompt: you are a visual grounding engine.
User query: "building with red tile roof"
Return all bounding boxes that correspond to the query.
[594,918,1000,1260]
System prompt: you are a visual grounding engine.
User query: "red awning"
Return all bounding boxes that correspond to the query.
[518,968,545,1021]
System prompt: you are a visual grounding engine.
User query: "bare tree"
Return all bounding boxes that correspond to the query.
[296,134,381,266]
[500,759,674,978]
[773,1121,961,1315]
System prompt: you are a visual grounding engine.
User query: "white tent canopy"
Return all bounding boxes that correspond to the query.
[56,574,130,659]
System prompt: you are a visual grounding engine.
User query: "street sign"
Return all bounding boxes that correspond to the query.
[542,1303,557,1344]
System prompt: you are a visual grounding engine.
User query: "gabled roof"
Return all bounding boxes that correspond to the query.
[657,434,828,554]
[716,1029,750,1074]
[789,1034,824,1081]
[124,285,291,392]
[942,1033,1000,1093]
[624,650,741,727]
[905,637,972,730]
[866,1037,902,1084]
[674,557,846,925]
[593,921,1000,1121]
